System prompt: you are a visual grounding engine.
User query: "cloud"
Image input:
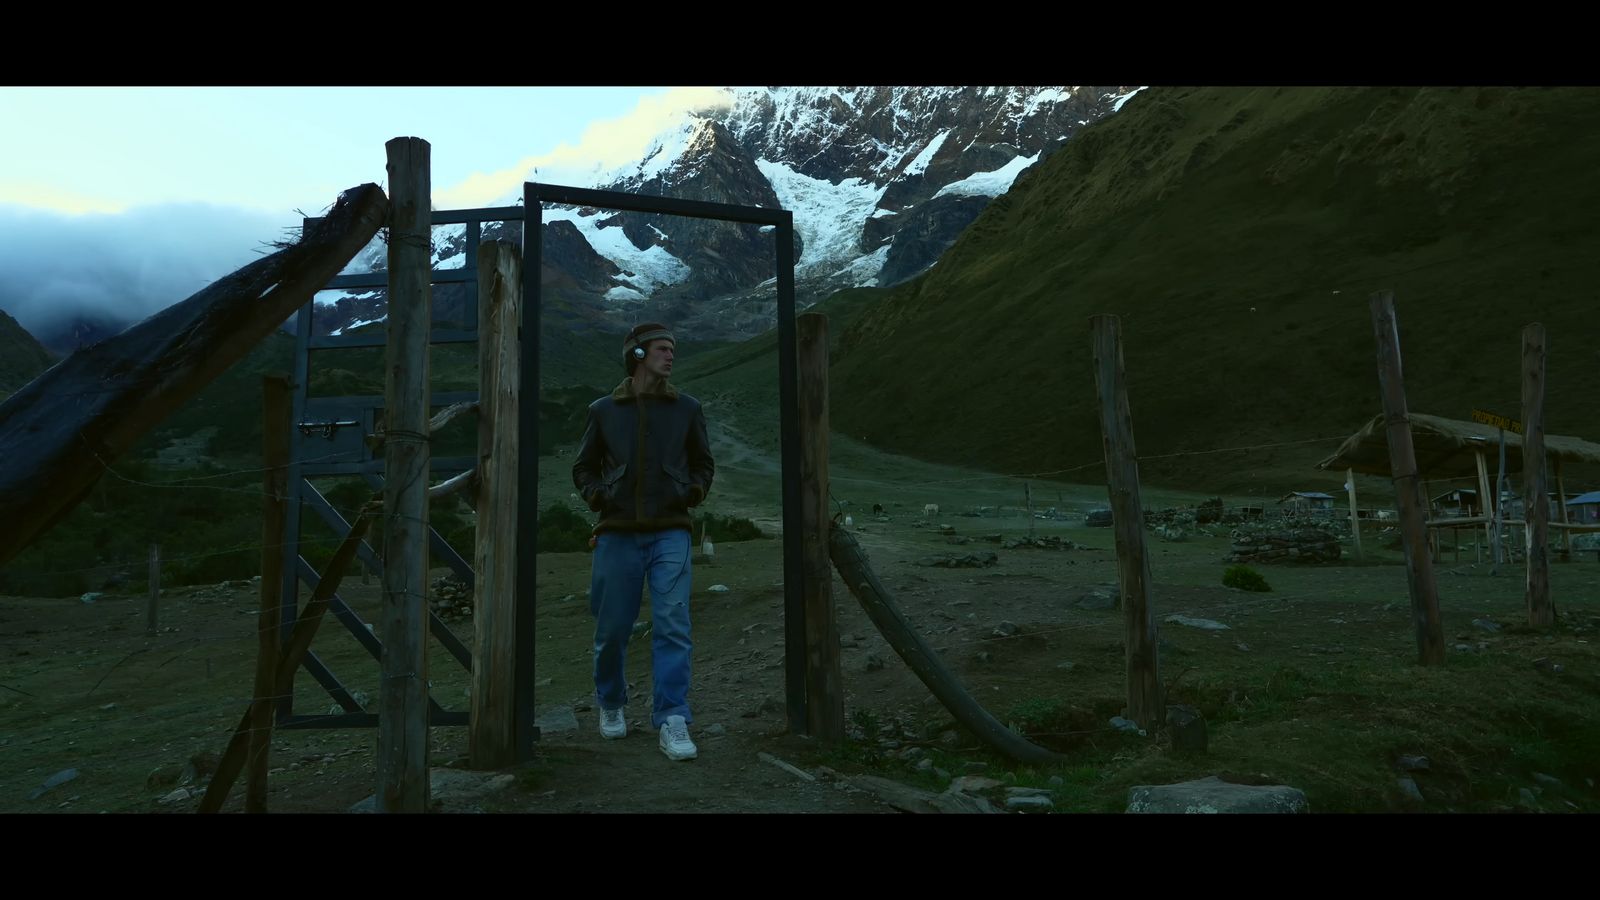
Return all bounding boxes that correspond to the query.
[434,87,734,208]
[0,202,291,342]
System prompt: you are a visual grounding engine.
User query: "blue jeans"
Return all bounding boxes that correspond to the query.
[590,529,693,728]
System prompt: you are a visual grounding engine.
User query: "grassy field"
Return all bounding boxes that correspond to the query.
[4,418,1597,813]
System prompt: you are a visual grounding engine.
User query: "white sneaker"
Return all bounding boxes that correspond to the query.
[658,714,698,761]
[599,707,627,740]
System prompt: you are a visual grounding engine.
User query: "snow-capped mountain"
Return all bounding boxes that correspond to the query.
[321,86,1139,340]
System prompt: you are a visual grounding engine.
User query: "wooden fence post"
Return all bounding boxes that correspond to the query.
[1554,459,1571,563]
[1369,291,1446,665]
[146,544,160,635]
[797,312,844,742]
[1346,468,1363,562]
[377,136,432,812]
[1475,450,1493,565]
[470,240,521,768]
[1521,323,1554,627]
[246,375,291,812]
[1090,315,1163,729]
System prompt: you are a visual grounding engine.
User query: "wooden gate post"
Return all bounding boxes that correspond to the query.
[1090,315,1163,728]
[1369,291,1445,665]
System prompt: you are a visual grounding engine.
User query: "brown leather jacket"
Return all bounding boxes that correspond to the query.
[572,377,715,534]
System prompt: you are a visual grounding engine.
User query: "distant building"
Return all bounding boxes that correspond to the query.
[1279,491,1334,517]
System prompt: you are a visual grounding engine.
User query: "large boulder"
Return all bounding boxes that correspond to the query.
[1126,775,1308,813]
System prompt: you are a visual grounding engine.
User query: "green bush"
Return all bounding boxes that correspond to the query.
[538,503,596,553]
[1223,564,1272,592]
[698,512,766,543]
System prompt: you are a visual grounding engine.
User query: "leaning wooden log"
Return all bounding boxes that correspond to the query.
[198,502,377,813]
[427,468,478,503]
[827,521,1063,766]
[364,400,479,453]
[0,184,389,566]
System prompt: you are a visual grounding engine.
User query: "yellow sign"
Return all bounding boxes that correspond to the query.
[1471,409,1523,434]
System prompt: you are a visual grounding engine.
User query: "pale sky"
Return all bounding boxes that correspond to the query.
[0,86,734,214]
[0,86,735,337]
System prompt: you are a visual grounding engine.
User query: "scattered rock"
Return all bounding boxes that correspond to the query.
[1109,716,1145,736]
[1006,794,1054,811]
[1235,642,1252,652]
[29,768,80,800]
[1126,776,1309,814]
[1073,589,1117,610]
[1048,775,1064,787]
[157,787,193,806]
[704,723,727,737]
[147,764,183,789]
[80,592,103,604]
[863,653,886,672]
[948,775,1003,794]
[1453,643,1473,653]
[991,621,1019,637]
[1396,755,1430,772]
[915,758,934,772]
[1532,772,1564,791]
[1518,787,1539,809]
[1472,617,1502,632]
[1166,704,1207,755]
[1532,657,1565,675]
[533,706,579,734]
[182,751,221,785]
[1055,661,1076,671]
[1166,615,1229,631]
[1396,777,1425,805]
[915,552,998,569]
[708,584,730,593]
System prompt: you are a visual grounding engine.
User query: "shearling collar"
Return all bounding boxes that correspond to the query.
[611,376,679,402]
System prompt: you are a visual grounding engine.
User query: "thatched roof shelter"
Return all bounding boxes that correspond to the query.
[1316,413,1600,479]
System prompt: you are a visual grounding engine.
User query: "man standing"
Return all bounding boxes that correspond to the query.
[572,323,714,760]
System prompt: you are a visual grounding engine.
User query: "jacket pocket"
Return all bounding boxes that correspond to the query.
[596,461,628,510]
[663,464,693,511]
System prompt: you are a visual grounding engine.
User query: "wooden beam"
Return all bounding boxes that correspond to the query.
[0,183,388,566]
[797,312,844,742]
[246,376,291,813]
[1476,450,1494,565]
[377,137,432,813]
[366,401,479,454]
[1090,314,1163,727]
[1494,428,1509,570]
[428,468,478,503]
[827,522,1062,765]
[1555,459,1571,562]
[470,240,521,770]
[1369,291,1446,665]
[199,507,374,813]
[1522,323,1554,627]
[1346,468,1363,561]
